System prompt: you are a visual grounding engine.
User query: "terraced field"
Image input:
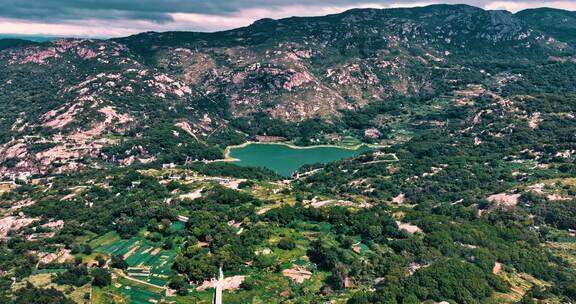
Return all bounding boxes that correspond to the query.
[90,232,175,288]
[88,232,178,303]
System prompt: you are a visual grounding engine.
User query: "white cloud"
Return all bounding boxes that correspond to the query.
[484,1,576,12]
[0,18,155,38]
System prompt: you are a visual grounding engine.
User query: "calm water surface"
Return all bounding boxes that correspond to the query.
[229,143,371,176]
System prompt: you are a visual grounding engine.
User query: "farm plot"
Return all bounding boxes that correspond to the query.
[90,233,176,288]
[116,284,163,304]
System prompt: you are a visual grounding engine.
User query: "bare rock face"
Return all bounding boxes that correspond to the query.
[0,216,38,237]
[364,128,382,139]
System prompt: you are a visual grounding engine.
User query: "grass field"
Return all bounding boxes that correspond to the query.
[13,273,91,304]
[250,182,299,213]
[115,275,165,304]
[92,286,128,304]
[341,136,361,147]
[0,182,15,195]
[546,241,576,267]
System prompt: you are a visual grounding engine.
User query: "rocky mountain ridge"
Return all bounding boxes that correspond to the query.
[0,4,575,178]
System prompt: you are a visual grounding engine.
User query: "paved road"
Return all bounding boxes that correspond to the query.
[214,266,224,304]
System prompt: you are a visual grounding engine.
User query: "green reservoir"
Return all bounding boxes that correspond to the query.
[228,143,371,176]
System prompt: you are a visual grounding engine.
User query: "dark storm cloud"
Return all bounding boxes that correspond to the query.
[0,0,176,23]
[0,0,568,23]
[0,0,574,37]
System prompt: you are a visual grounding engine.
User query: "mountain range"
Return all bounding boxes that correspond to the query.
[0,4,575,177]
[2,4,576,304]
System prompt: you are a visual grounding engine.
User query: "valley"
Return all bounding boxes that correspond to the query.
[0,4,576,304]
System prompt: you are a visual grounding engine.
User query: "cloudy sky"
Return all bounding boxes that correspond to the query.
[1,0,574,38]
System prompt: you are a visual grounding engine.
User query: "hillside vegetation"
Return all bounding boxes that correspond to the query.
[0,4,575,304]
